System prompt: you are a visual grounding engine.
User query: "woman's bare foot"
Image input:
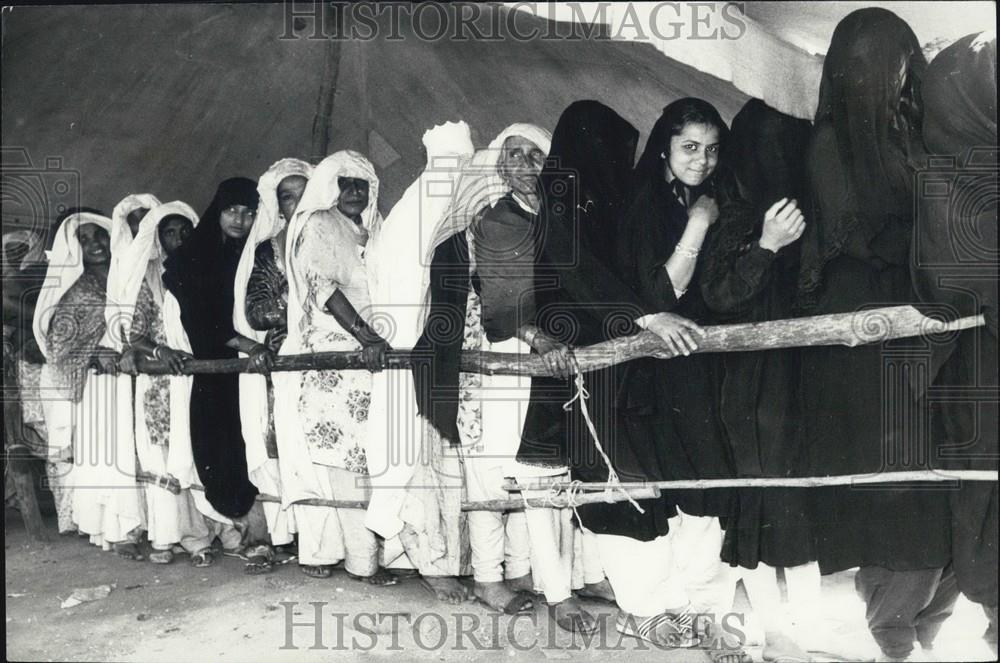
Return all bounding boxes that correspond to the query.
[114,542,145,561]
[420,576,469,604]
[347,567,399,587]
[300,564,333,579]
[551,597,598,634]
[149,549,174,565]
[704,619,753,663]
[473,580,534,615]
[762,630,811,662]
[505,573,537,595]
[576,578,616,604]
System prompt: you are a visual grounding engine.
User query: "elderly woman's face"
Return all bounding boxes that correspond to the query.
[157,215,194,257]
[498,135,546,198]
[77,223,111,265]
[668,122,720,187]
[126,207,149,238]
[337,177,370,221]
[277,175,308,221]
[219,204,256,240]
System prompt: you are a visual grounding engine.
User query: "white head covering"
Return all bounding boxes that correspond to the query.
[233,158,314,342]
[32,212,118,360]
[433,123,552,252]
[366,121,475,347]
[361,121,475,538]
[271,150,382,511]
[284,150,382,336]
[2,229,47,271]
[105,201,200,350]
[233,158,312,490]
[111,193,161,248]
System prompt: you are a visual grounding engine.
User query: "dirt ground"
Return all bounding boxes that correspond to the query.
[4,508,994,663]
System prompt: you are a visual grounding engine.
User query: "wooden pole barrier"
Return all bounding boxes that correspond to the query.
[134,306,985,376]
[503,470,1000,493]
[134,471,660,511]
[137,468,996,513]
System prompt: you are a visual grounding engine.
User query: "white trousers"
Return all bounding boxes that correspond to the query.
[466,458,573,603]
[464,336,572,602]
[740,561,822,631]
[295,465,378,576]
[597,508,734,617]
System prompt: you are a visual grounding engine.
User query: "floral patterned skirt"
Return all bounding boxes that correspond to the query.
[298,329,371,474]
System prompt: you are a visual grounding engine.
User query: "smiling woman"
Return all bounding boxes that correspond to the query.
[34,211,146,559]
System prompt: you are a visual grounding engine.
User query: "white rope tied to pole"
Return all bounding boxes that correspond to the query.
[562,371,645,514]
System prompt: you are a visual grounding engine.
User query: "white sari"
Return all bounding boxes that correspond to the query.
[231,158,313,546]
[34,212,145,549]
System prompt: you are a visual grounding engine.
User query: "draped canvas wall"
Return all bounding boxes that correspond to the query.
[3,2,993,243]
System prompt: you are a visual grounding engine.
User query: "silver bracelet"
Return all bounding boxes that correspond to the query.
[675,242,700,259]
[523,327,538,347]
[152,345,165,361]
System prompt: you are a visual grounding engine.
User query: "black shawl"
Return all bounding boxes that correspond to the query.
[797,8,927,310]
[517,100,668,540]
[915,32,998,603]
[703,99,816,568]
[617,99,738,521]
[411,231,471,446]
[163,177,261,518]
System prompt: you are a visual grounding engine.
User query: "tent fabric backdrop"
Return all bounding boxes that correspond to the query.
[512,1,996,120]
[2,2,747,235]
[3,2,993,240]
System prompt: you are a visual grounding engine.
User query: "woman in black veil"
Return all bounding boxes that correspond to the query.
[797,9,956,660]
[163,178,277,571]
[914,30,998,655]
[700,97,818,659]
[517,100,714,648]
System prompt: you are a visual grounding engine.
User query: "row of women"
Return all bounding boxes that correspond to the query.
[4,10,996,662]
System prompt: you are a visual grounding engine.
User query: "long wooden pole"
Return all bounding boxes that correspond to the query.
[503,470,1000,493]
[135,472,661,511]
[134,306,985,376]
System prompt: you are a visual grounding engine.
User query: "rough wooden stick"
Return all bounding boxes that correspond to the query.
[135,306,985,376]
[503,469,999,493]
[135,471,660,511]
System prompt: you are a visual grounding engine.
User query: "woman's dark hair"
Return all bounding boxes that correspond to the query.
[815,7,926,211]
[158,213,194,229]
[634,97,730,183]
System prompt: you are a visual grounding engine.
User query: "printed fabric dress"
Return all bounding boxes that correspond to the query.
[245,237,289,460]
[294,215,371,473]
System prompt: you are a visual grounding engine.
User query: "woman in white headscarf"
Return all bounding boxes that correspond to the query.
[109,201,237,567]
[112,193,161,240]
[364,121,476,603]
[446,124,607,630]
[272,150,395,584]
[33,211,145,557]
[231,158,313,557]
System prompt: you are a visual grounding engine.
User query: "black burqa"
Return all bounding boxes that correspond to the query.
[701,98,816,568]
[796,8,950,574]
[615,98,735,522]
[516,100,672,541]
[913,32,998,613]
[163,178,260,518]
